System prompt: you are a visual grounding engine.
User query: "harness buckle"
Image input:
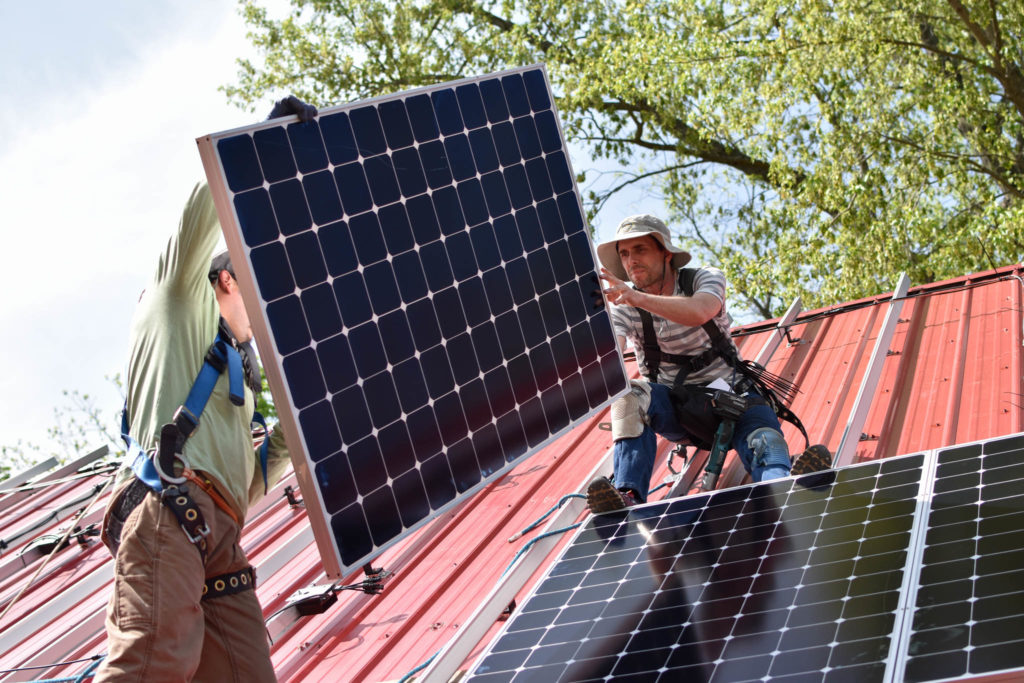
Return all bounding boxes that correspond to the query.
[181,520,212,544]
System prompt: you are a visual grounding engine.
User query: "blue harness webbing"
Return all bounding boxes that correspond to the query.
[121,330,269,495]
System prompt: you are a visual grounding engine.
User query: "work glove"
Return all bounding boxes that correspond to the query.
[267,95,318,122]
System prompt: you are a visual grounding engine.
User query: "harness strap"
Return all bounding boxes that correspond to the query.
[183,469,241,526]
[160,484,210,563]
[202,566,256,600]
[118,321,268,560]
[635,267,810,449]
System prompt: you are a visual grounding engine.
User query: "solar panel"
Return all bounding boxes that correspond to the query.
[901,433,1024,681]
[468,433,1024,682]
[468,455,925,682]
[197,65,628,578]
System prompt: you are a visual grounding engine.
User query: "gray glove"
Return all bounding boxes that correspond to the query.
[267,95,318,122]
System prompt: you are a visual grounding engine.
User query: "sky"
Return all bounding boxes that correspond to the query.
[0,1,659,462]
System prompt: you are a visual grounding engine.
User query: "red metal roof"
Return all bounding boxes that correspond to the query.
[2,264,1021,682]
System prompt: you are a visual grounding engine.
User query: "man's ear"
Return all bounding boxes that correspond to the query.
[216,270,234,292]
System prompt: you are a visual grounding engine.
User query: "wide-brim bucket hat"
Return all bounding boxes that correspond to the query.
[596,214,691,281]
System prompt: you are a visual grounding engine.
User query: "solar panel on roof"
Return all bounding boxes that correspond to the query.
[901,433,1024,681]
[467,455,925,682]
[197,65,628,578]
[468,433,1024,682]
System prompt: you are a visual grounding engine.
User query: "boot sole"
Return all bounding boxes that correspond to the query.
[586,477,628,513]
[791,444,833,476]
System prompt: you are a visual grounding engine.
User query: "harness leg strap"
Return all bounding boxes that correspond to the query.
[160,484,211,562]
[203,567,256,600]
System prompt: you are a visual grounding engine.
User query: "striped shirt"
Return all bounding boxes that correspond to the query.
[610,266,740,387]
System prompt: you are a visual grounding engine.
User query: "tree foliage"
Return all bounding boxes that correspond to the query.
[225,0,1023,317]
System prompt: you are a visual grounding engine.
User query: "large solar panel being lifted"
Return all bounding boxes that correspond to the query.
[197,65,628,577]
[467,433,1024,682]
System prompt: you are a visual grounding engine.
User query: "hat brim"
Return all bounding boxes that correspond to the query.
[596,230,691,282]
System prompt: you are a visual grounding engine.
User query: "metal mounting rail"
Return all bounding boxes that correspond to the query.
[834,273,910,468]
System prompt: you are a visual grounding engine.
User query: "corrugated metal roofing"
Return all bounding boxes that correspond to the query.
[1,264,1021,682]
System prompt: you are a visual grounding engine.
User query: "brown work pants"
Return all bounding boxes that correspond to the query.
[94,478,275,683]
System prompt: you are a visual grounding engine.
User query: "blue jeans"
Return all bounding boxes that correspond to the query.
[613,383,790,502]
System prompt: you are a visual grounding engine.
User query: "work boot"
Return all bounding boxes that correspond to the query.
[791,444,833,476]
[586,476,639,513]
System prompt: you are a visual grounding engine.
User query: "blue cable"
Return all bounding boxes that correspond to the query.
[398,649,438,683]
[506,493,585,542]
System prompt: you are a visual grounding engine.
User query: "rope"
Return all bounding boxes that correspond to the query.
[506,493,585,542]
[0,477,113,627]
[397,650,438,683]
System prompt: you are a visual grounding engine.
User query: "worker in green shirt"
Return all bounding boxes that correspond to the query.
[95,97,315,682]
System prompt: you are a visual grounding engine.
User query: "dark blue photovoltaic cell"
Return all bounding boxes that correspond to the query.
[266,296,310,356]
[319,112,358,164]
[317,334,356,393]
[348,212,387,265]
[302,170,343,225]
[512,115,542,159]
[300,283,342,341]
[502,74,530,118]
[212,67,626,575]
[378,99,414,149]
[457,179,488,228]
[480,78,510,123]
[445,134,476,181]
[349,106,387,156]
[470,223,501,271]
[468,455,928,682]
[492,122,520,166]
[253,126,296,183]
[217,134,263,192]
[283,349,325,410]
[334,162,372,215]
[505,164,533,209]
[285,232,327,289]
[234,189,278,247]
[378,310,415,365]
[318,220,357,277]
[456,83,487,129]
[405,93,439,142]
[446,232,478,282]
[250,242,293,301]
[535,110,563,154]
[287,120,328,173]
[432,88,463,135]
[363,155,401,206]
[469,128,500,174]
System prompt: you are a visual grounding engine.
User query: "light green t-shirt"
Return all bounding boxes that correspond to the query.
[122,182,288,520]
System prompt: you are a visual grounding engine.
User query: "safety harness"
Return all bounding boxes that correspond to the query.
[107,319,269,600]
[636,267,810,450]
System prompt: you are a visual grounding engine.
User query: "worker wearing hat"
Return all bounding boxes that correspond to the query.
[588,214,822,512]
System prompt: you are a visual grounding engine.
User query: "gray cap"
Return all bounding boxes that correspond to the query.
[596,214,691,281]
[208,249,235,282]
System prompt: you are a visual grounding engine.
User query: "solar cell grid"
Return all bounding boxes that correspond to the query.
[468,455,925,682]
[903,433,1024,682]
[199,65,628,577]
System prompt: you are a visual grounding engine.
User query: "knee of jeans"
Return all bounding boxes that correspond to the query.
[611,382,652,441]
[747,427,790,469]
